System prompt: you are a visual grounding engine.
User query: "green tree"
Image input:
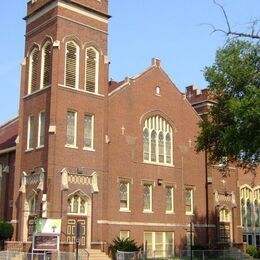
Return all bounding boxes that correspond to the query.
[196,40,260,172]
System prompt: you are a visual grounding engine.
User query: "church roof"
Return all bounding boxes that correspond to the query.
[0,117,18,151]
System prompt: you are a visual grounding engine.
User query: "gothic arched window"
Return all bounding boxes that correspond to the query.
[240,186,253,227]
[254,188,260,227]
[67,193,87,215]
[41,41,52,88]
[28,47,39,94]
[143,115,173,165]
[65,41,79,88]
[85,47,99,93]
[29,194,38,215]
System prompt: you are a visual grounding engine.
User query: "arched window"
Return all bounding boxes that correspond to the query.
[28,47,39,94]
[241,198,246,227]
[67,192,87,215]
[219,207,231,222]
[143,115,173,165]
[240,186,253,227]
[85,47,99,93]
[29,194,38,215]
[65,41,79,88]
[41,41,52,88]
[143,128,149,161]
[254,188,260,227]
[247,200,252,227]
[151,130,157,162]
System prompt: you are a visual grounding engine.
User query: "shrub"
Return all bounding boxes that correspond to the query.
[0,221,14,241]
[246,245,257,258]
[108,237,141,260]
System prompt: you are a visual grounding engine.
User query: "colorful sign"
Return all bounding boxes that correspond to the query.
[35,219,61,234]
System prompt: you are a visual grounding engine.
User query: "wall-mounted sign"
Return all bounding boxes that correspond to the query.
[33,233,60,251]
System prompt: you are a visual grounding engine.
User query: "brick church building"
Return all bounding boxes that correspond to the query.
[0,0,259,257]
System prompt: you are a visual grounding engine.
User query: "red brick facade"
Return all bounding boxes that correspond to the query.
[0,0,259,257]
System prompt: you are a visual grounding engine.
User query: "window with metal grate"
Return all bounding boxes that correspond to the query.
[65,41,78,88]
[41,41,52,88]
[29,48,39,94]
[85,48,98,93]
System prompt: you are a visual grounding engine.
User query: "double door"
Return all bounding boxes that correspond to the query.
[66,218,87,248]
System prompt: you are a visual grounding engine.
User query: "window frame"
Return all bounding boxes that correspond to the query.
[143,115,173,166]
[144,231,174,258]
[83,114,94,151]
[119,181,130,212]
[66,111,77,148]
[67,193,88,216]
[29,194,38,215]
[143,184,153,213]
[119,230,130,240]
[37,111,46,148]
[166,186,174,214]
[64,41,79,89]
[185,188,194,215]
[27,115,35,150]
[240,186,253,228]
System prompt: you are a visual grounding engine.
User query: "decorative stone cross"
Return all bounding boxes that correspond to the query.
[121,126,125,135]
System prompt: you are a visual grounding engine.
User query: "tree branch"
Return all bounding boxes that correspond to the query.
[210,0,260,39]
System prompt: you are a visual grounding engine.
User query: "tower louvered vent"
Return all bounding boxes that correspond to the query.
[42,42,52,87]
[30,48,39,93]
[85,48,97,93]
[65,42,77,88]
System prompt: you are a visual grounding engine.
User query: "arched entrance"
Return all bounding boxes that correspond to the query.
[66,190,91,248]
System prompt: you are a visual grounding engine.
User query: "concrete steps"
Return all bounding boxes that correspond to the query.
[79,249,111,260]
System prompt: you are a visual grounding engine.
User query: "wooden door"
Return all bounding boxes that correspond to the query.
[66,218,87,248]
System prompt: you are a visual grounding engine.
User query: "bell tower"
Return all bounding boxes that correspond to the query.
[13,0,110,247]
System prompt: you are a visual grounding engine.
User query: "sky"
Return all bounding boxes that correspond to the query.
[0,0,259,125]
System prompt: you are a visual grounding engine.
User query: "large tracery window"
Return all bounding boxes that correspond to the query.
[254,188,260,227]
[240,186,253,227]
[85,47,99,93]
[143,115,173,165]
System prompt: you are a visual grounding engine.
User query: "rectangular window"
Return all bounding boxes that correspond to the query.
[120,231,130,240]
[120,182,129,211]
[84,114,94,149]
[185,188,194,215]
[37,111,46,147]
[27,115,34,149]
[144,232,174,258]
[256,234,260,246]
[166,186,174,213]
[66,111,77,146]
[143,184,152,212]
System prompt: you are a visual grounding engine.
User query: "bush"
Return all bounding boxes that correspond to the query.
[255,250,260,259]
[0,221,14,241]
[246,245,257,258]
[108,237,141,260]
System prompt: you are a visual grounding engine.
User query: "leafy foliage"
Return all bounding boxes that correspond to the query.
[246,245,258,258]
[0,221,14,241]
[108,237,141,260]
[196,40,260,171]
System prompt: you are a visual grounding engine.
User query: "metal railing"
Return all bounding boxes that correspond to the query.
[0,251,82,260]
[179,250,252,260]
